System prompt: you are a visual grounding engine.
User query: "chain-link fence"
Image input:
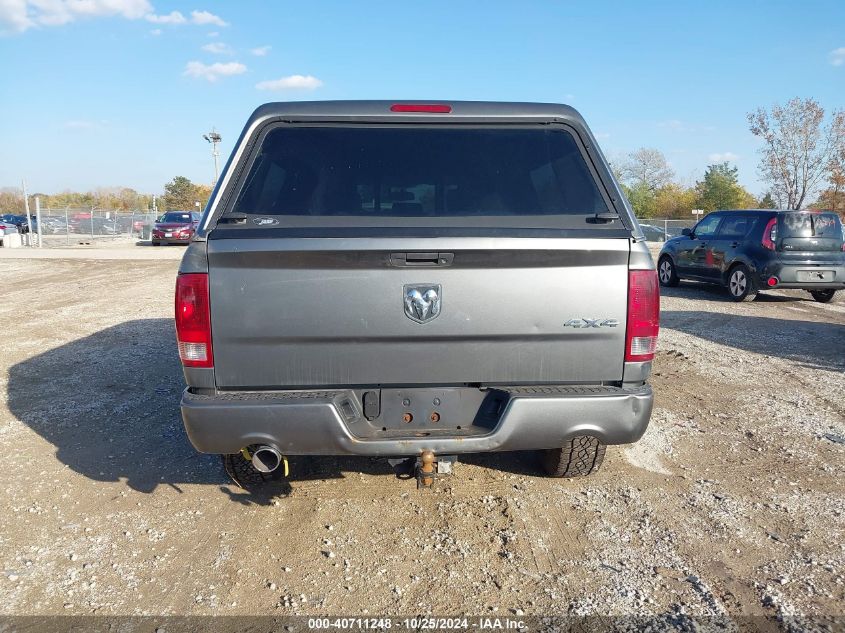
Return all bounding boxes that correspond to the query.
[636,218,698,242]
[4,207,700,247]
[6,207,159,247]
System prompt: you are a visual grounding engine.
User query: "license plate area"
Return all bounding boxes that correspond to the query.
[347,388,507,439]
[165,232,173,237]
[796,269,835,282]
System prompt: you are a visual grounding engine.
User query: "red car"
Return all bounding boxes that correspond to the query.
[151,211,201,246]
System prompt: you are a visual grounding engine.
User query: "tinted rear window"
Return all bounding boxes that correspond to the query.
[161,212,195,222]
[780,212,842,238]
[231,126,608,221]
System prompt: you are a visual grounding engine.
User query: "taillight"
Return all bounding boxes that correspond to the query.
[626,270,660,362]
[175,273,213,368]
[390,104,452,113]
[762,218,777,251]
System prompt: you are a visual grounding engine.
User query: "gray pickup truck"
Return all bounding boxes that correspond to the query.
[175,101,659,486]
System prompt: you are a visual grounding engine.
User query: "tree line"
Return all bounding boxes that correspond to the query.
[615,97,844,219]
[0,177,212,216]
[1,98,842,219]
[613,150,773,219]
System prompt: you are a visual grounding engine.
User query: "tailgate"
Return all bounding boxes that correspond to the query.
[208,237,629,388]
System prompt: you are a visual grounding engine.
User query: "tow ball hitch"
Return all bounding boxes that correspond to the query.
[416,450,436,488]
[388,452,455,489]
[411,451,457,489]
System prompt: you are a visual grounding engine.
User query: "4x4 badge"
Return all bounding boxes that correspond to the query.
[564,318,619,328]
[404,284,442,323]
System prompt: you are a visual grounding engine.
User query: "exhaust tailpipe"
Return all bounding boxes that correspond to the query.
[251,445,282,473]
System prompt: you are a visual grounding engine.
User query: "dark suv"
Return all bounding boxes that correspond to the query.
[658,209,845,302]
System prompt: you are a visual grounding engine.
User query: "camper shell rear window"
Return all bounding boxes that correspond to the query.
[225,125,613,229]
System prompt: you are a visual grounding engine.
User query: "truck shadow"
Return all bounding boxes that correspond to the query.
[659,282,806,303]
[661,311,845,372]
[460,451,544,477]
[5,319,388,502]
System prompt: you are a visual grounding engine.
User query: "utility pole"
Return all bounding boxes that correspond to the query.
[150,195,158,241]
[22,179,33,247]
[35,196,42,247]
[203,129,222,186]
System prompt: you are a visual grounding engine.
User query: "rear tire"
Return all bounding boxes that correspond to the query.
[727,264,757,302]
[810,289,837,303]
[658,256,680,287]
[540,436,606,478]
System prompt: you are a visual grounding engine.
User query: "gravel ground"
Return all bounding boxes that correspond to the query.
[0,247,842,622]
[0,237,184,260]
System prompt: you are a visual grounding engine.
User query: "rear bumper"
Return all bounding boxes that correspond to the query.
[759,260,845,290]
[180,385,654,456]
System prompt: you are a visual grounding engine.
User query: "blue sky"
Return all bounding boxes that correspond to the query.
[1,0,843,196]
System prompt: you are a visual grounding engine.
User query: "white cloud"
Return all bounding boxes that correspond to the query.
[149,27,160,35]
[659,119,686,132]
[830,47,845,67]
[251,45,271,56]
[1,0,153,32]
[64,119,108,130]
[658,119,716,134]
[145,10,185,24]
[0,2,228,33]
[0,0,35,31]
[184,60,246,82]
[41,0,151,23]
[708,152,739,163]
[64,120,97,129]
[190,9,226,26]
[255,74,323,91]
[201,41,232,55]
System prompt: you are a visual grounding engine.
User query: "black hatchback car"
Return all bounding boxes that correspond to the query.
[657,209,845,302]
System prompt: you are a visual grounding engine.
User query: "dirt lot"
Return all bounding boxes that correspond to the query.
[0,246,843,623]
